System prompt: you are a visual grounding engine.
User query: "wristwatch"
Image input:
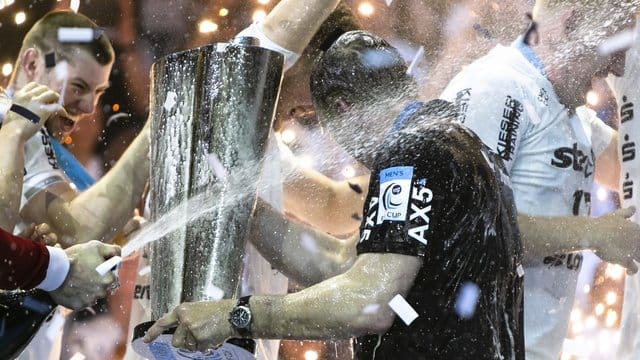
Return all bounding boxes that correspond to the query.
[229,296,252,337]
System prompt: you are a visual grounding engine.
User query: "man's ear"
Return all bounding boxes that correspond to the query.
[20,48,40,81]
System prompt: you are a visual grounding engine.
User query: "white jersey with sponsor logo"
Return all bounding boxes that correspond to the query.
[441,43,613,360]
[20,128,69,209]
[607,36,640,360]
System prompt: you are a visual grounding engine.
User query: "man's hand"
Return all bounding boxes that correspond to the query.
[593,207,640,273]
[2,82,66,140]
[143,300,235,352]
[49,240,121,310]
[19,223,58,246]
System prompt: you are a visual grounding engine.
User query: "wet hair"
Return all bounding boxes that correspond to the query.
[305,3,363,57]
[310,30,417,123]
[533,0,639,33]
[19,10,114,67]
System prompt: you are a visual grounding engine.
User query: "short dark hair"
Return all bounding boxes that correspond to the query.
[20,10,114,66]
[310,30,417,122]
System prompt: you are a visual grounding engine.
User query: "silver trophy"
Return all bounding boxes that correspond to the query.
[134,38,284,359]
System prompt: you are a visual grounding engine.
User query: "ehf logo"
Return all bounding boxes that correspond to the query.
[377,166,413,224]
[383,183,404,210]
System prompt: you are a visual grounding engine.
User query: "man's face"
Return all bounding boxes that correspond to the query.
[570,12,635,97]
[34,49,111,141]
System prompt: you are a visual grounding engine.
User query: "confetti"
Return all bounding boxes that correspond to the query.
[385,0,393,6]
[138,265,151,276]
[58,28,94,43]
[207,153,228,180]
[361,303,381,315]
[44,52,56,68]
[348,182,363,194]
[69,352,86,360]
[70,0,80,13]
[205,284,224,300]
[454,282,480,319]
[388,294,418,325]
[301,232,319,254]
[362,49,397,69]
[598,29,635,56]
[163,91,177,112]
[517,264,525,277]
[406,46,425,76]
[106,112,130,127]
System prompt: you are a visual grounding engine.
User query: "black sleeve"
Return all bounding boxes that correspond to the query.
[356,140,450,259]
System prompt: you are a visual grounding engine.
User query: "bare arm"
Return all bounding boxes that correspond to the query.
[145,253,421,349]
[282,155,369,235]
[0,123,30,231]
[21,124,149,245]
[518,208,640,271]
[260,0,340,54]
[248,199,357,286]
[0,84,61,231]
[595,130,620,190]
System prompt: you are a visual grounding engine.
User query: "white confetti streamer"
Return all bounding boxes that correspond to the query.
[388,294,419,325]
[454,281,480,319]
[58,28,93,43]
[163,91,177,112]
[207,153,227,180]
[385,0,393,6]
[598,29,635,56]
[205,284,224,300]
[517,264,525,277]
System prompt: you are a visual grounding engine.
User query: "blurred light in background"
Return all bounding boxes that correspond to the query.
[14,11,25,25]
[358,2,375,17]
[198,19,218,34]
[304,350,319,360]
[2,63,12,77]
[252,9,267,22]
[587,90,599,106]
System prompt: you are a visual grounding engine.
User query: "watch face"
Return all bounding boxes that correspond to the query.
[230,306,251,329]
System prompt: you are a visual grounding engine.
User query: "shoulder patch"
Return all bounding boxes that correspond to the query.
[377,166,413,224]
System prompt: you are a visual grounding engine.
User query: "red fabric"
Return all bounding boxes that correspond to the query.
[0,227,49,290]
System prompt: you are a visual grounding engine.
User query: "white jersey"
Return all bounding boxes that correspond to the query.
[441,43,613,360]
[607,36,640,360]
[19,129,69,229]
